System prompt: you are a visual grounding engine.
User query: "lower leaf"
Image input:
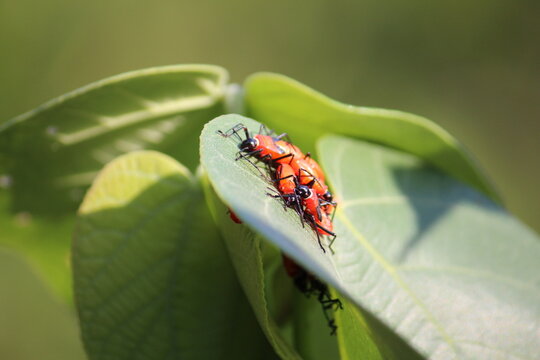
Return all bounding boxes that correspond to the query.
[201,173,298,359]
[73,150,271,360]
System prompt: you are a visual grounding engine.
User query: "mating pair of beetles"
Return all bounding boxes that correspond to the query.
[218,123,337,254]
[218,122,342,335]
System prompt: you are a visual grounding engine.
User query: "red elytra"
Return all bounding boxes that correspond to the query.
[298,186,322,221]
[275,163,296,196]
[252,134,293,165]
[276,139,325,182]
[298,166,329,197]
[276,140,305,160]
[315,212,334,236]
[303,155,326,183]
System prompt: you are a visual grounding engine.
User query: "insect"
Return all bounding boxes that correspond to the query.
[219,122,337,253]
[304,154,326,182]
[274,164,297,196]
[269,181,336,253]
[282,151,333,204]
[227,208,242,224]
[275,141,326,183]
[282,254,343,335]
[297,166,334,203]
[294,184,337,253]
[217,123,295,171]
[275,140,305,161]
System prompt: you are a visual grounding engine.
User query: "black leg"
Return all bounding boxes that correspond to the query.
[294,199,306,227]
[316,205,323,222]
[315,227,326,253]
[319,301,338,335]
[272,174,294,183]
[236,151,267,178]
[328,234,337,255]
[299,168,325,189]
[236,149,262,161]
[330,202,337,222]
[242,126,251,141]
[217,123,246,142]
[275,132,288,140]
[321,298,343,311]
[315,223,336,237]
[272,153,293,163]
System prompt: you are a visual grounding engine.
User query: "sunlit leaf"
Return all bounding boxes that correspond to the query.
[320,135,540,359]
[201,114,540,359]
[244,73,499,201]
[73,150,272,360]
[200,114,385,358]
[0,65,228,215]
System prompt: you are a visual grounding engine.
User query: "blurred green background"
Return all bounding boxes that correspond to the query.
[2,0,538,231]
[0,0,538,358]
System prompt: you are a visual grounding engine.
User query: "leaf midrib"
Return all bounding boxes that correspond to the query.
[328,140,459,356]
[335,209,459,356]
[54,94,218,146]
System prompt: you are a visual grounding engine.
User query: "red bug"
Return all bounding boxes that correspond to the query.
[267,163,305,220]
[297,166,330,199]
[289,156,334,203]
[217,123,294,170]
[282,254,342,335]
[227,208,242,224]
[273,183,336,253]
[268,165,337,252]
[275,140,305,161]
[274,164,296,196]
[298,168,336,219]
[296,185,337,253]
[276,139,325,182]
[303,154,326,182]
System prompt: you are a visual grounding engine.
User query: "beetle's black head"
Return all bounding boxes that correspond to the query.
[295,185,311,199]
[322,191,333,202]
[239,137,258,152]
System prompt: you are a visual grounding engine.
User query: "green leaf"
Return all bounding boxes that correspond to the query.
[73,150,272,360]
[0,191,74,301]
[201,114,540,359]
[292,291,341,360]
[336,297,422,360]
[1,64,228,215]
[244,72,499,201]
[200,114,383,358]
[202,173,300,360]
[318,135,540,359]
[0,249,86,360]
[200,115,337,286]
